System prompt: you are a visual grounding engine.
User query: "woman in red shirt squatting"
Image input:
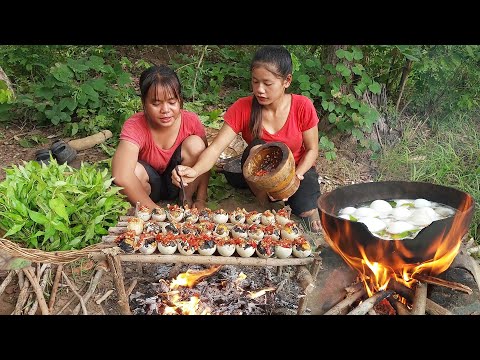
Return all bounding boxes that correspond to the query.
[173,46,321,231]
[112,65,209,211]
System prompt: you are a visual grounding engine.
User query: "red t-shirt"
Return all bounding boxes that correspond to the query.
[120,110,206,173]
[224,94,319,164]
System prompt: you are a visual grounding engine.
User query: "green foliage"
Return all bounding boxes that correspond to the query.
[184,101,224,129]
[174,45,252,108]
[319,134,336,161]
[376,114,480,240]
[0,159,131,251]
[0,80,14,104]
[206,170,236,210]
[287,45,381,153]
[1,46,141,137]
[407,45,480,124]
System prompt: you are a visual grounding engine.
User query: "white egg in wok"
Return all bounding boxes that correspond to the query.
[386,221,415,234]
[358,217,387,233]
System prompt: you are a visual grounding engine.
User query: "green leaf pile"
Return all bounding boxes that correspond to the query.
[0,160,130,251]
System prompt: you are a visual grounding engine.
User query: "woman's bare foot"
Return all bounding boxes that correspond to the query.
[299,209,322,233]
[193,199,207,210]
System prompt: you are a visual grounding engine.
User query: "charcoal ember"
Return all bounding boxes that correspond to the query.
[373,298,396,315]
[131,263,303,315]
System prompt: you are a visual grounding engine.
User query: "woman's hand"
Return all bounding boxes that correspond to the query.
[172,165,198,187]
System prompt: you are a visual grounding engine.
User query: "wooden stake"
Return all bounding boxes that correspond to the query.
[28,264,51,315]
[23,267,49,315]
[106,254,131,315]
[296,266,315,294]
[48,264,63,313]
[13,277,30,315]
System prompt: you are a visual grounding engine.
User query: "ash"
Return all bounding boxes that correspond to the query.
[129,264,302,315]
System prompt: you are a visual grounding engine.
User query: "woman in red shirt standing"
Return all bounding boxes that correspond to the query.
[112,65,209,211]
[174,46,321,231]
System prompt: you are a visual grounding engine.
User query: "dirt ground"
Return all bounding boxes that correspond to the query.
[0,120,376,315]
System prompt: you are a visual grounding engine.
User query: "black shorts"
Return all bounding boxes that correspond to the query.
[238,139,321,216]
[139,145,182,203]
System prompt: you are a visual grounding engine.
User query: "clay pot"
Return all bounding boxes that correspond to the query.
[243,142,299,200]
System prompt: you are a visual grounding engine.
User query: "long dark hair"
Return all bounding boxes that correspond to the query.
[249,46,293,139]
[139,65,183,108]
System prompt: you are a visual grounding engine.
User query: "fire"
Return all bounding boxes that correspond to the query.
[247,287,276,299]
[159,266,221,315]
[321,195,474,296]
[170,265,221,288]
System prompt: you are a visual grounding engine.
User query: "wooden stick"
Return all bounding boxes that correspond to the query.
[297,294,309,315]
[412,273,472,294]
[387,297,411,315]
[297,266,315,294]
[451,246,480,292]
[0,270,15,296]
[17,269,24,289]
[347,290,393,315]
[324,285,366,315]
[296,266,315,315]
[468,256,480,292]
[48,264,63,312]
[72,268,105,315]
[23,267,49,315]
[13,277,30,315]
[117,253,314,266]
[61,272,88,315]
[411,281,427,315]
[106,254,131,315]
[107,227,128,234]
[310,257,322,279]
[95,289,114,305]
[28,265,51,315]
[126,279,138,297]
[388,281,453,315]
[55,283,88,315]
[368,308,378,315]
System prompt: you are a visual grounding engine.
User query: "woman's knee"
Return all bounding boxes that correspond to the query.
[181,135,206,162]
[134,163,149,185]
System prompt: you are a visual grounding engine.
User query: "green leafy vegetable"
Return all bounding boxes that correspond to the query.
[0,159,130,251]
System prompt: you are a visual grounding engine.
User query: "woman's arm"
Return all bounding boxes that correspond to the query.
[295,126,319,178]
[174,123,238,185]
[112,140,158,209]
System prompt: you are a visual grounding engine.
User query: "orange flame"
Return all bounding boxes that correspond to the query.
[322,196,473,295]
[160,266,221,315]
[170,265,222,289]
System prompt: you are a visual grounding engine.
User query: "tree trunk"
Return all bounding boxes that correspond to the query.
[395,59,413,112]
[321,45,345,67]
[0,66,15,98]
